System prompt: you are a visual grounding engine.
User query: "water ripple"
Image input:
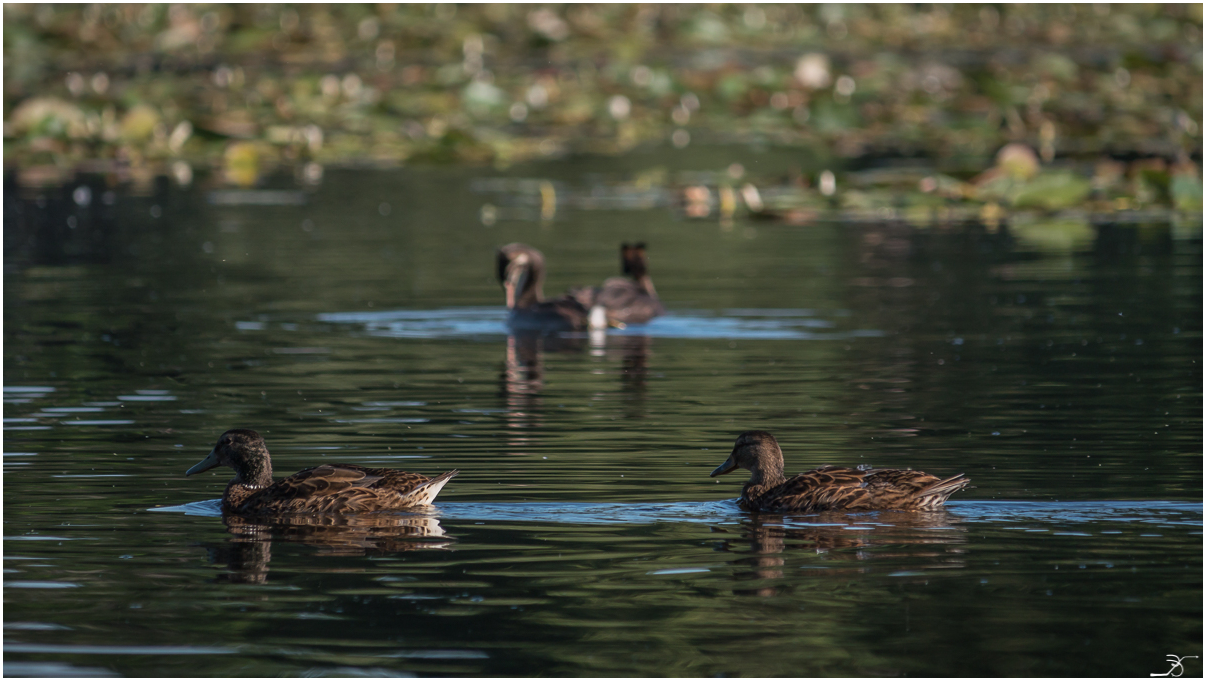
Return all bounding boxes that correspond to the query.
[316,307,881,341]
[4,642,237,655]
[150,499,1200,527]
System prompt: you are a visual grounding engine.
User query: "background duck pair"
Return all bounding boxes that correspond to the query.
[497,242,664,331]
[188,429,969,515]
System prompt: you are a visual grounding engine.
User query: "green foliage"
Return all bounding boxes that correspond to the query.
[0,2,1199,206]
[1009,216,1095,252]
[809,100,861,134]
[1170,172,1203,212]
[1032,53,1079,82]
[715,73,748,103]
[1010,172,1092,211]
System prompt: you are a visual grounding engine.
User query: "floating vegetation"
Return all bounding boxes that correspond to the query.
[467,148,1202,233]
[2,3,1200,224]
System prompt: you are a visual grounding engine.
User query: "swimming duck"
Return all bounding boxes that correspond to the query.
[710,430,969,513]
[186,429,458,514]
[497,242,599,332]
[571,243,665,327]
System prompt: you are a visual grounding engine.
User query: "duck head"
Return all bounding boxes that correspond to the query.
[187,429,274,487]
[620,242,649,279]
[621,242,658,298]
[497,243,546,309]
[710,430,786,485]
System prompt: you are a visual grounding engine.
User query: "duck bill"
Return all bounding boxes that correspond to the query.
[710,455,738,477]
[186,448,220,476]
[503,280,516,309]
[502,265,526,310]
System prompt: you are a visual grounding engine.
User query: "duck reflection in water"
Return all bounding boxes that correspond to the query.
[204,513,451,584]
[713,512,967,597]
[500,333,548,436]
[500,331,655,434]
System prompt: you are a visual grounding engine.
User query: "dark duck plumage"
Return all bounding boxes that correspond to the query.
[186,429,458,514]
[570,242,666,327]
[497,243,600,332]
[711,431,969,513]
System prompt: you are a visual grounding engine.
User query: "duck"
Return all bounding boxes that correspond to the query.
[710,430,969,513]
[570,243,666,327]
[186,429,458,514]
[497,242,600,332]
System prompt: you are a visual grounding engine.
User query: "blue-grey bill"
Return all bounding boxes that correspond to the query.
[186,448,220,476]
[710,456,737,477]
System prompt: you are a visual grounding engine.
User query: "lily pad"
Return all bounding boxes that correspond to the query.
[120,105,161,143]
[223,141,265,187]
[1170,173,1202,212]
[1010,172,1092,211]
[1009,216,1095,253]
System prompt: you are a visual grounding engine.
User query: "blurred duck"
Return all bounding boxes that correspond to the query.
[711,431,969,513]
[186,429,458,514]
[497,242,600,332]
[570,243,666,327]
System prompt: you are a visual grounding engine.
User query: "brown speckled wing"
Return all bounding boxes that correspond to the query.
[746,467,867,512]
[237,464,434,514]
[353,467,432,495]
[863,468,941,492]
[862,469,955,510]
[745,466,968,513]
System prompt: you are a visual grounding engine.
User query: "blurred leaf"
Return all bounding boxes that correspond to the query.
[120,105,161,143]
[1133,165,1171,205]
[1010,172,1092,211]
[411,127,494,164]
[7,97,86,138]
[1033,53,1078,82]
[462,80,505,114]
[716,73,748,103]
[809,99,860,134]
[223,141,263,187]
[970,171,1020,203]
[1170,173,1203,212]
[1009,216,1095,253]
[688,11,730,43]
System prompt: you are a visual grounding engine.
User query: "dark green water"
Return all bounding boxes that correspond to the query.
[4,156,1202,677]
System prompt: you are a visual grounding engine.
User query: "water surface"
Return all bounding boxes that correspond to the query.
[4,161,1201,676]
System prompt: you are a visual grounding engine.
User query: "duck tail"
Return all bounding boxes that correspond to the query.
[399,470,459,506]
[918,474,970,506]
